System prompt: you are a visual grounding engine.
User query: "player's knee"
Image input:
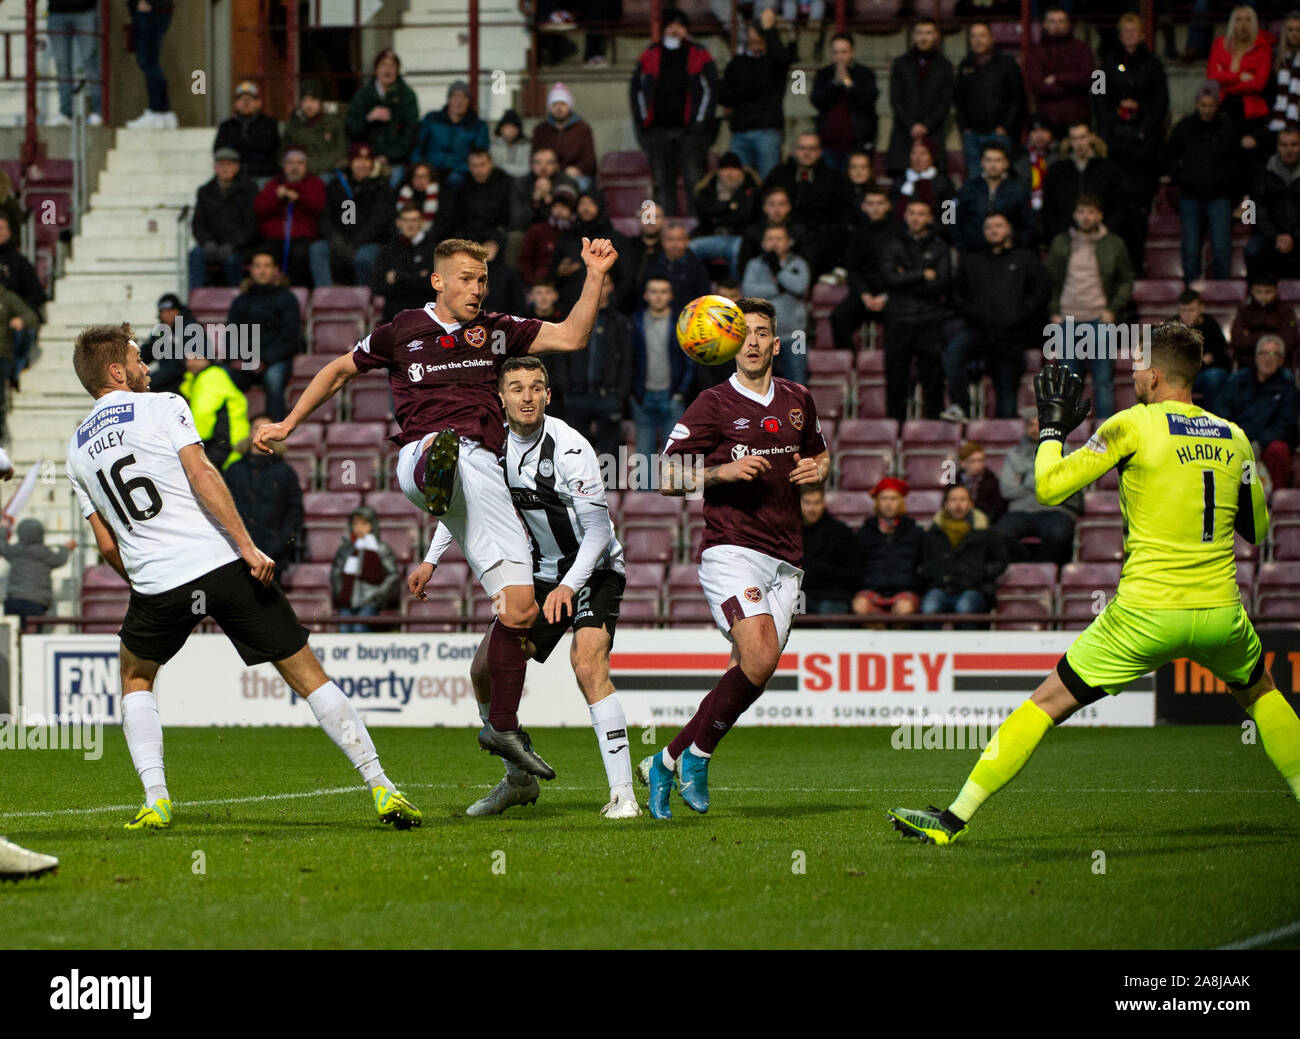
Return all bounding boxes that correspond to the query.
[497,598,538,630]
[1232,669,1275,711]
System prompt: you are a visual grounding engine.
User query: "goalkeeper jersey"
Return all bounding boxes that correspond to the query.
[1035,400,1270,609]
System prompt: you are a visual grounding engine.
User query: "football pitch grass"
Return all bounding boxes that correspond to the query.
[2,725,1297,950]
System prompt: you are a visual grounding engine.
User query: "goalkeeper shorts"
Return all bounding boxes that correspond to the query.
[1059,597,1264,703]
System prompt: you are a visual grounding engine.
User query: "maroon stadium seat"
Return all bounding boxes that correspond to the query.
[899,453,954,491]
[808,383,845,421]
[1131,279,1183,307]
[619,598,661,628]
[811,282,848,317]
[308,286,371,339]
[404,595,463,632]
[622,526,674,564]
[1270,487,1300,516]
[348,381,394,422]
[1279,280,1300,302]
[807,349,853,379]
[598,151,651,181]
[837,452,891,491]
[622,492,682,530]
[624,562,666,589]
[289,593,334,632]
[1083,490,1120,515]
[992,598,1053,631]
[1272,526,1300,559]
[908,489,943,518]
[856,384,887,417]
[856,350,885,379]
[965,419,1020,452]
[282,422,324,459]
[824,490,873,527]
[901,419,960,450]
[1076,523,1124,562]
[302,490,362,560]
[312,322,363,355]
[603,184,653,220]
[283,454,315,492]
[291,286,309,321]
[667,562,699,592]
[82,596,131,633]
[1256,561,1300,618]
[837,418,898,449]
[188,287,239,325]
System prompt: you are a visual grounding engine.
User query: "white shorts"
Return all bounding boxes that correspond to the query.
[397,434,534,598]
[698,544,804,647]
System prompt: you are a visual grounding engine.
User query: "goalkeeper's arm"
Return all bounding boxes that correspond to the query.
[1035,413,1137,506]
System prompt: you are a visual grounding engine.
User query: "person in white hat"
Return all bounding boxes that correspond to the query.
[531,82,596,191]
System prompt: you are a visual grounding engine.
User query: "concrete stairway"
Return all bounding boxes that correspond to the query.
[4,126,211,608]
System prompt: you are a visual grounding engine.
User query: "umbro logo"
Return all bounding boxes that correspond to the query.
[406,340,424,351]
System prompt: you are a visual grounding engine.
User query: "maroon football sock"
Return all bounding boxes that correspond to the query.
[667,688,719,760]
[678,666,765,757]
[487,621,531,731]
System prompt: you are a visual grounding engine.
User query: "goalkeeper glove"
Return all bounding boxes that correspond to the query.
[1034,364,1092,444]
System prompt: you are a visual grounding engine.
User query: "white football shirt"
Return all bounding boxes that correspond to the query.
[504,415,624,584]
[66,391,240,595]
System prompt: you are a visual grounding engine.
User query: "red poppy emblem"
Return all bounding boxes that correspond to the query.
[762,416,781,433]
[438,334,457,349]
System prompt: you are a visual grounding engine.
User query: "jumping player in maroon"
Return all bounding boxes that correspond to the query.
[255,236,618,780]
[637,297,830,818]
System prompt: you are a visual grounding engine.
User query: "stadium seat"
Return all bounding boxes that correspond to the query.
[82,596,131,634]
[404,595,463,632]
[302,490,362,561]
[188,287,239,325]
[312,322,363,356]
[348,381,394,422]
[811,282,848,317]
[808,382,845,421]
[291,286,309,321]
[282,422,324,460]
[308,286,371,340]
[907,489,943,519]
[81,564,129,596]
[901,420,960,451]
[598,150,651,182]
[807,349,853,383]
[837,452,891,491]
[1076,523,1124,562]
[289,593,334,632]
[992,598,1053,631]
[856,383,887,417]
[619,598,660,628]
[604,489,623,526]
[621,492,682,532]
[624,561,666,590]
[322,422,387,493]
[1142,246,1182,280]
[283,454,315,492]
[1131,279,1183,307]
[965,419,1020,452]
[856,350,885,379]
[622,526,674,564]
[818,417,838,452]
[837,418,898,450]
[1083,490,1120,515]
[281,563,331,592]
[1059,562,1121,629]
[824,490,873,528]
[1279,280,1300,302]
[899,453,953,490]
[1256,562,1300,618]
[1272,526,1300,560]
[603,184,653,220]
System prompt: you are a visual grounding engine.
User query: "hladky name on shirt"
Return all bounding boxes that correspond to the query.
[1175,443,1236,466]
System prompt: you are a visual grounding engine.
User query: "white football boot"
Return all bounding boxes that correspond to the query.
[600,791,642,819]
[0,836,58,880]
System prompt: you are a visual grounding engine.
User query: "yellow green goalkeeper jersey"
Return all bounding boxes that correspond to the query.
[1035,400,1270,609]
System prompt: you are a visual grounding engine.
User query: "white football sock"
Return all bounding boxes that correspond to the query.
[481,699,527,779]
[122,690,168,805]
[590,694,633,798]
[307,682,390,790]
[688,742,712,759]
[660,747,676,770]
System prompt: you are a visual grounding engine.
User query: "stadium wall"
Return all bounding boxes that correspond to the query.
[19,630,1155,727]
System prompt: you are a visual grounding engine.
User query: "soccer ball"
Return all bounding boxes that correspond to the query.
[676,295,748,365]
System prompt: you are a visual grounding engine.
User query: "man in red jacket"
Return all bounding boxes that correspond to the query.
[628,7,718,217]
[1025,6,1095,139]
[253,146,326,286]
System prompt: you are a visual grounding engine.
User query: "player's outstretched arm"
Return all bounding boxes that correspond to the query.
[253,352,360,454]
[177,444,276,585]
[86,512,128,582]
[529,237,618,355]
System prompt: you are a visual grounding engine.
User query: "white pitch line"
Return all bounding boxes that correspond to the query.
[1218,919,1300,950]
[0,783,1284,820]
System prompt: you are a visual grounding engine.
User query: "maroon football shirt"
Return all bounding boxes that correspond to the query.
[664,375,827,566]
[350,303,542,454]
